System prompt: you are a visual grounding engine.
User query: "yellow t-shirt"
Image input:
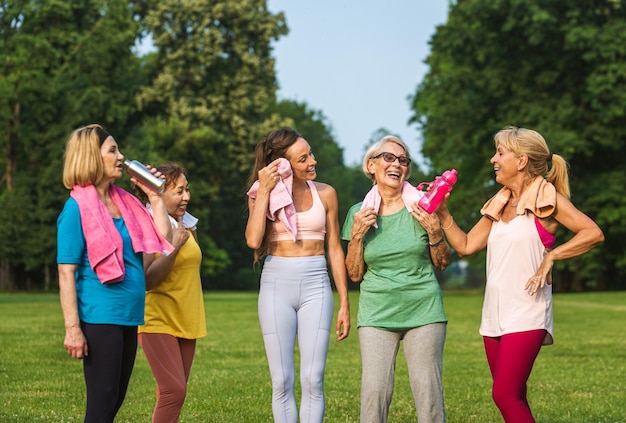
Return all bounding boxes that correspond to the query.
[139,230,207,339]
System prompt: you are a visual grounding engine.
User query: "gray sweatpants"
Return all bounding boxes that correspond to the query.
[359,323,447,423]
[258,255,334,423]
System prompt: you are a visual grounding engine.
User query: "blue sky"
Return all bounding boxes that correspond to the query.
[267,1,449,165]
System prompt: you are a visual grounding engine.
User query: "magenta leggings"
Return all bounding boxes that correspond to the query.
[138,333,197,423]
[483,330,546,423]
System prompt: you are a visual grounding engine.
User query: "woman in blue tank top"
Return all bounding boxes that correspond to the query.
[57,124,173,423]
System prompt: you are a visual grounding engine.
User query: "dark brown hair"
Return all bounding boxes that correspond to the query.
[246,127,302,264]
[134,162,187,204]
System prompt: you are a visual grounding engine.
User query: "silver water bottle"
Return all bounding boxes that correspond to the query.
[123,160,165,193]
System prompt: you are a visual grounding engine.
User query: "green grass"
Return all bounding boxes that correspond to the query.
[1,291,625,422]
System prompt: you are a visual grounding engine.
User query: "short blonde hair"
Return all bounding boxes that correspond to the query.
[62,124,109,189]
[361,135,412,182]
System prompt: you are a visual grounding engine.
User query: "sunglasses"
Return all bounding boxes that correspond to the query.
[372,152,411,167]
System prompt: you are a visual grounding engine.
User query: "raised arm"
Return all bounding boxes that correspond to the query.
[345,207,377,282]
[144,221,191,290]
[433,199,492,257]
[409,205,451,270]
[245,159,281,249]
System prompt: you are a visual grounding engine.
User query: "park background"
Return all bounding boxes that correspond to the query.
[1,2,625,422]
[1,0,625,293]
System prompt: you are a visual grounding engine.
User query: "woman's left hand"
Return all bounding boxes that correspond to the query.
[410,203,442,238]
[525,253,554,295]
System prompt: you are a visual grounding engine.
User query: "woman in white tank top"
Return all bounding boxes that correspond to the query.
[431,126,603,423]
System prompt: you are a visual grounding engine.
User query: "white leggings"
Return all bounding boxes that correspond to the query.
[258,255,334,423]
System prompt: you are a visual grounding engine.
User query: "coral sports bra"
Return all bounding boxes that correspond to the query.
[269,181,326,242]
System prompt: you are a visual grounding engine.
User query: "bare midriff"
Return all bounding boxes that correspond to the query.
[268,239,325,257]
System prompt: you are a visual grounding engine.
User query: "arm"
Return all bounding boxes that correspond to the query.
[345,207,377,282]
[526,193,604,294]
[58,264,88,359]
[245,159,281,249]
[132,168,172,242]
[144,221,191,290]
[320,184,351,341]
[432,199,492,256]
[146,193,172,243]
[409,206,451,270]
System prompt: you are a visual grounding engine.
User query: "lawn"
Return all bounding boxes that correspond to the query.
[0,290,624,422]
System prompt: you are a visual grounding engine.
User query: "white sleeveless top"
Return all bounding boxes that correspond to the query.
[481,213,554,345]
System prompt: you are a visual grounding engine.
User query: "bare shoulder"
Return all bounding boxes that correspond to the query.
[312,181,338,211]
[312,181,337,197]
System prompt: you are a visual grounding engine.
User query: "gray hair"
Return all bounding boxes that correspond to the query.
[361,135,412,182]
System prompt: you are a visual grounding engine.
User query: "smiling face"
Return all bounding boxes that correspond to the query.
[163,174,190,219]
[285,137,317,181]
[367,141,409,188]
[490,142,524,186]
[99,137,124,183]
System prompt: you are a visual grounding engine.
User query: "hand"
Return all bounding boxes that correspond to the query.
[351,207,377,240]
[132,165,166,200]
[64,325,88,359]
[410,203,442,236]
[257,158,283,193]
[433,193,451,217]
[171,219,190,249]
[525,253,554,295]
[335,306,351,341]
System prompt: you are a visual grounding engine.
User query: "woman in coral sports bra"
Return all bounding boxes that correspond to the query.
[245,127,350,423]
[433,126,604,423]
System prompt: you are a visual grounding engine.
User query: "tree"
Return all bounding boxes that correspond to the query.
[410,0,626,290]
[136,0,288,289]
[0,0,143,290]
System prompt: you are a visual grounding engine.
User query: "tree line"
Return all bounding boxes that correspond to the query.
[1,0,624,292]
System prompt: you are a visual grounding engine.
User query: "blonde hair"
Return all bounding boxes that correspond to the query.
[361,135,412,183]
[62,124,109,189]
[494,126,570,198]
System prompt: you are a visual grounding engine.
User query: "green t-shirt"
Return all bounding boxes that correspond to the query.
[342,202,447,330]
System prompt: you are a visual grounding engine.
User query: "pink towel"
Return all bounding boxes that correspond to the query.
[71,185,174,284]
[246,158,297,241]
[480,176,557,221]
[361,181,424,228]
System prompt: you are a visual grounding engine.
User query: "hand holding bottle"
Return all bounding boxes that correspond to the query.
[417,169,458,214]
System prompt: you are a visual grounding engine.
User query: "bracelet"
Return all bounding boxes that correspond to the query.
[442,216,454,231]
[429,236,444,247]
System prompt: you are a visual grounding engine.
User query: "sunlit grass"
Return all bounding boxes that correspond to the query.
[1,291,624,422]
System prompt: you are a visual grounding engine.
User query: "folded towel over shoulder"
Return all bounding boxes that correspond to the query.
[480,176,557,221]
[361,181,424,228]
[246,158,297,241]
[71,184,174,284]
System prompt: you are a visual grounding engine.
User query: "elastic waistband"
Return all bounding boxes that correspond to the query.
[262,255,327,278]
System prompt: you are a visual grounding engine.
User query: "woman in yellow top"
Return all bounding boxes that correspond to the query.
[136,162,207,423]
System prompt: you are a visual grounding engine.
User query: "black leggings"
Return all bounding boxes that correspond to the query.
[81,323,138,423]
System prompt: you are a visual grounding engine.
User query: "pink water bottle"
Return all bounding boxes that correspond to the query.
[417,169,458,214]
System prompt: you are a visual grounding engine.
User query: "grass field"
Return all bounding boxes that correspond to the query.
[0,290,624,422]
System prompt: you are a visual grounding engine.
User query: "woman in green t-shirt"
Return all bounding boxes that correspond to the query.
[342,135,450,423]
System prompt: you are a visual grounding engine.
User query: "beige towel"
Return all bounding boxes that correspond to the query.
[481,176,556,221]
